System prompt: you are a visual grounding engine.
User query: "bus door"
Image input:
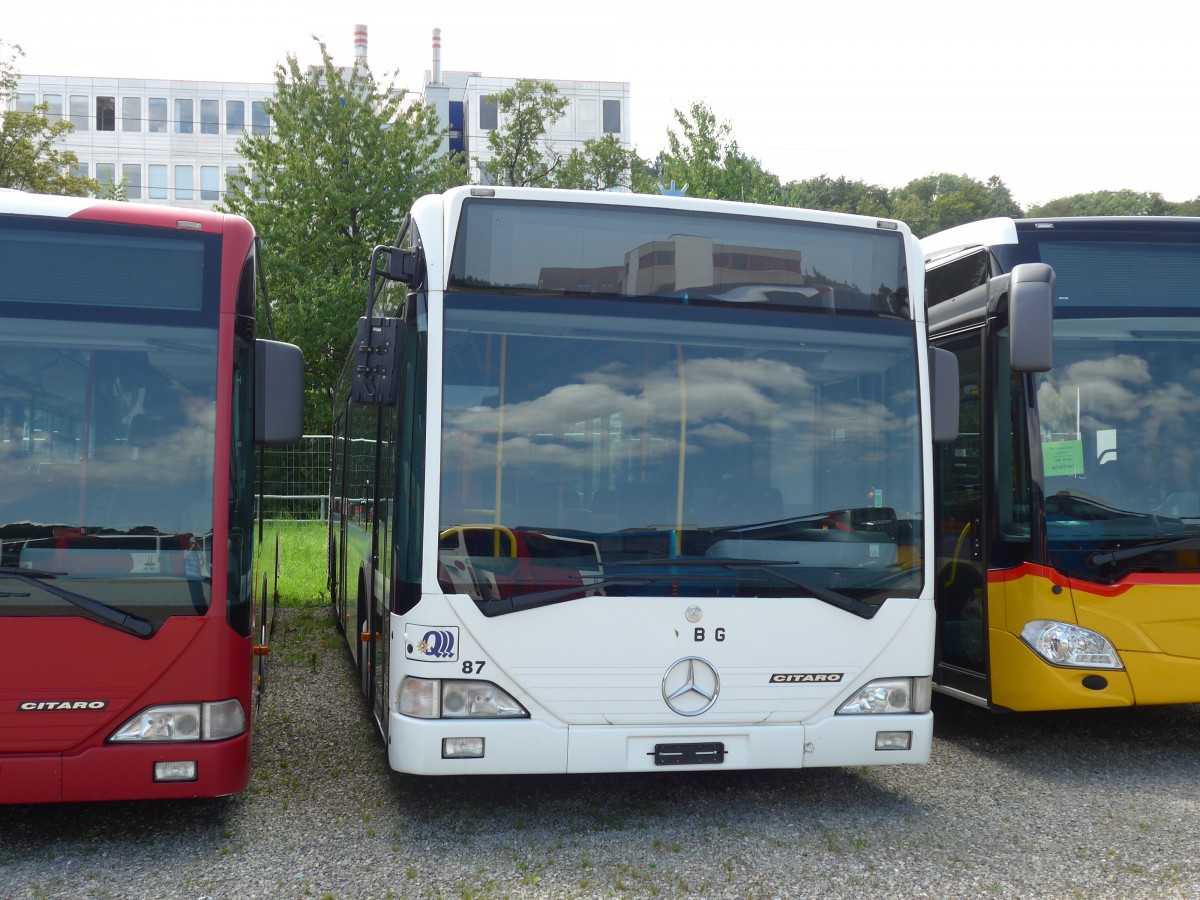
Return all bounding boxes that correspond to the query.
[367,417,396,733]
[328,415,343,625]
[934,331,989,701]
[935,324,1043,706]
[339,407,378,689]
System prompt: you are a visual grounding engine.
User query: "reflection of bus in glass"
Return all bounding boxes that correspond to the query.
[437,525,602,601]
[329,185,958,775]
[0,191,303,803]
[924,215,1200,711]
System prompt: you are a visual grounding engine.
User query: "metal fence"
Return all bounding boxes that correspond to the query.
[257,434,331,521]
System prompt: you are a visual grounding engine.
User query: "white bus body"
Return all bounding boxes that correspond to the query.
[330,186,944,774]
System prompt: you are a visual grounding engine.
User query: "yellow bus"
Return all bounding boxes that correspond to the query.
[924,216,1200,711]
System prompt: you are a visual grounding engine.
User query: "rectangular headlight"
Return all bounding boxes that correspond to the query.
[109,700,246,742]
[203,698,247,740]
[440,681,525,718]
[837,678,920,715]
[442,737,485,758]
[398,677,441,718]
[911,675,932,714]
[154,760,198,782]
[875,730,913,751]
[111,704,201,742]
[397,678,527,719]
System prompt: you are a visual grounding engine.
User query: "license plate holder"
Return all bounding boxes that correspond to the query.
[651,741,726,766]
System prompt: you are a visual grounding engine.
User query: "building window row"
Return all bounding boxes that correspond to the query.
[11,92,271,136]
[477,95,623,136]
[77,161,245,202]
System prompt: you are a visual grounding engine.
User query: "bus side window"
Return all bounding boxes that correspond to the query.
[991,328,1034,568]
[935,333,983,563]
[926,249,990,307]
[933,332,986,669]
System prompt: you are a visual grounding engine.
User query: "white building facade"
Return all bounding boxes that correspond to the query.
[10,75,274,209]
[423,30,631,186]
[10,26,632,209]
[424,71,631,185]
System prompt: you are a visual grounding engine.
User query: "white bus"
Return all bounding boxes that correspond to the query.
[328,186,957,775]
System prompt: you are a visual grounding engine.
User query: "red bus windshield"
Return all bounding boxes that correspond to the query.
[1,316,219,626]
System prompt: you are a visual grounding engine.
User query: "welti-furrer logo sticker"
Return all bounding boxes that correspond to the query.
[405,624,459,662]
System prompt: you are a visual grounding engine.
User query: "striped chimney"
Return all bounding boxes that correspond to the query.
[432,28,442,84]
[354,24,368,64]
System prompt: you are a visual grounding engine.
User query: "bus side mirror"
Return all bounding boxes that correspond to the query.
[929,347,960,444]
[351,316,403,405]
[255,339,305,445]
[1009,263,1054,373]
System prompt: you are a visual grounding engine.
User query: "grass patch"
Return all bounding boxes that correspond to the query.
[261,520,328,607]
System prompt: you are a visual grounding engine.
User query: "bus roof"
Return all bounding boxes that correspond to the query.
[923,215,1200,263]
[431,185,913,237]
[0,188,239,234]
[920,217,1020,262]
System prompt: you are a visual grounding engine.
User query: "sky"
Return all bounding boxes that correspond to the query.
[5,0,1198,210]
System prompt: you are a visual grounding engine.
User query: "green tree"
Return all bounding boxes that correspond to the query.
[97,174,128,201]
[630,150,666,194]
[554,134,635,191]
[1172,197,1200,216]
[653,101,725,199]
[891,173,1021,237]
[220,38,466,432]
[646,101,779,203]
[722,143,781,204]
[479,80,568,187]
[982,176,1024,219]
[1027,189,1170,217]
[780,175,891,216]
[0,40,97,195]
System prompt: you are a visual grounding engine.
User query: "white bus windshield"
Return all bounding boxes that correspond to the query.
[439,295,923,608]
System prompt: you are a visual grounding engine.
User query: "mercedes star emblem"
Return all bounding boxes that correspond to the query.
[662,656,720,717]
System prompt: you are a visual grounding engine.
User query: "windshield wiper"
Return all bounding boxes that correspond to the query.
[615,557,879,618]
[1087,536,1200,568]
[718,562,881,619]
[480,574,737,617]
[615,557,769,566]
[479,558,880,619]
[0,566,155,638]
[0,565,66,577]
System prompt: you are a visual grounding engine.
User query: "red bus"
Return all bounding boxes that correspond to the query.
[0,190,303,803]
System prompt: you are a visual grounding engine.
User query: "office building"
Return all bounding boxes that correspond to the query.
[10,26,632,208]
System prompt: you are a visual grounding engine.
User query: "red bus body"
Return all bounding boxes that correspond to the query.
[0,618,252,802]
[0,191,277,803]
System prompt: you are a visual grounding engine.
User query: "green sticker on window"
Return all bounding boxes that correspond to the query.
[1043,439,1084,477]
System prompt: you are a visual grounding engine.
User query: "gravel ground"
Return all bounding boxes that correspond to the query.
[3,605,1200,900]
